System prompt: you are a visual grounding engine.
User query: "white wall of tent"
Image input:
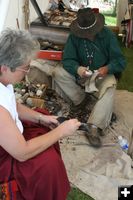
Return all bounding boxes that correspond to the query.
[0,0,130,33]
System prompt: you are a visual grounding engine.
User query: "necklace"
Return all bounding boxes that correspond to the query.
[84,40,94,68]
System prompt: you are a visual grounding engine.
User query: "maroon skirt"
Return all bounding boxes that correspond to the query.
[0,109,70,200]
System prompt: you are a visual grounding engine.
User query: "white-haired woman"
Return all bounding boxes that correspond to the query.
[0,29,81,200]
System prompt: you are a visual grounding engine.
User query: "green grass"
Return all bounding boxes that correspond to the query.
[103,16,133,92]
[67,187,94,200]
[117,42,133,92]
[105,15,117,26]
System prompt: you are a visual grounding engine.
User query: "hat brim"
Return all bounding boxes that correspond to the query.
[70,13,105,39]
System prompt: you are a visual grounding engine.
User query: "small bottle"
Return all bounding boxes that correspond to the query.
[118,136,129,150]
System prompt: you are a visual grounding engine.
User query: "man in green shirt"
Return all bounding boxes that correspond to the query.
[53,8,126,147]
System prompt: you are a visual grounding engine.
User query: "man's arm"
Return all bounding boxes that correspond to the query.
[62,34,80,76]
[105,28,126,74]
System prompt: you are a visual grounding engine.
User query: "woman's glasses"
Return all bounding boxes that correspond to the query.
[16,65,30,73]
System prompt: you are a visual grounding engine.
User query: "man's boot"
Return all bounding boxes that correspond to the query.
[85,124,102,147]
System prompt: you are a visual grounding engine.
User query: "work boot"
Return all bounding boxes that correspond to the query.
[85,124,102,148]
[98,128,105,136]
[69,97,90,121]
[70,94,91,113]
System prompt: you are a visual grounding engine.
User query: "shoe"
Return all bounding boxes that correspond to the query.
[70,94,91,113]
[111,112,117,123]
[57,116,69,124]
[98,128,105,136]
[85,124,102,148]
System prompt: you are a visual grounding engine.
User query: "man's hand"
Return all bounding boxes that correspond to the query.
[77,66,87,77]
[98,66,108,77]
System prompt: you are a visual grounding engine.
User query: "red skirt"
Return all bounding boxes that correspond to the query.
[0,109,70,200]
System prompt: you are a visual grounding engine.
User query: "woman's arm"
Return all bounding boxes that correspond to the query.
[0,106,80,162]
[17,103,58,128]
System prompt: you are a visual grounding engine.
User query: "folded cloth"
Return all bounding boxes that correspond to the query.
[85,71,99,93]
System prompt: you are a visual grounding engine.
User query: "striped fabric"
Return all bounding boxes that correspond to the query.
[0,180,18,200]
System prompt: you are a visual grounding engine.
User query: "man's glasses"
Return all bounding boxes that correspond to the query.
[16,65,30,73]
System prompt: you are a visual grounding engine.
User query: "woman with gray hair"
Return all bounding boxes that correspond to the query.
[0,29,81,200]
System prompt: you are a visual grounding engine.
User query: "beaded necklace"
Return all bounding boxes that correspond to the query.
[84,40,95,68]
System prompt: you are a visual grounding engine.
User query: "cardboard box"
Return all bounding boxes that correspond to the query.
[37,50,63,61]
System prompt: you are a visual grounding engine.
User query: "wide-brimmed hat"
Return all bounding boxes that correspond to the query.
[70,8,105,38]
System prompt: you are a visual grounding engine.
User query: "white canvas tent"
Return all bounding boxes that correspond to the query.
[0,1,133,199]
[0,0,130,32]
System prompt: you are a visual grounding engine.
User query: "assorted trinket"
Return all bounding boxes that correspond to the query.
[14,81,63,115]
[45,8,76,27]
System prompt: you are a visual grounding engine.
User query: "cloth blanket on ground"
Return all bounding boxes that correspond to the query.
[60,90,133,200]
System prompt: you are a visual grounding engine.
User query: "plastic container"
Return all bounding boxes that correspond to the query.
[118,136,129,150]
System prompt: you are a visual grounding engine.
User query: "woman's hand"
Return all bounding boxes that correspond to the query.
[39,114,58,129]
[58,119,81,138]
